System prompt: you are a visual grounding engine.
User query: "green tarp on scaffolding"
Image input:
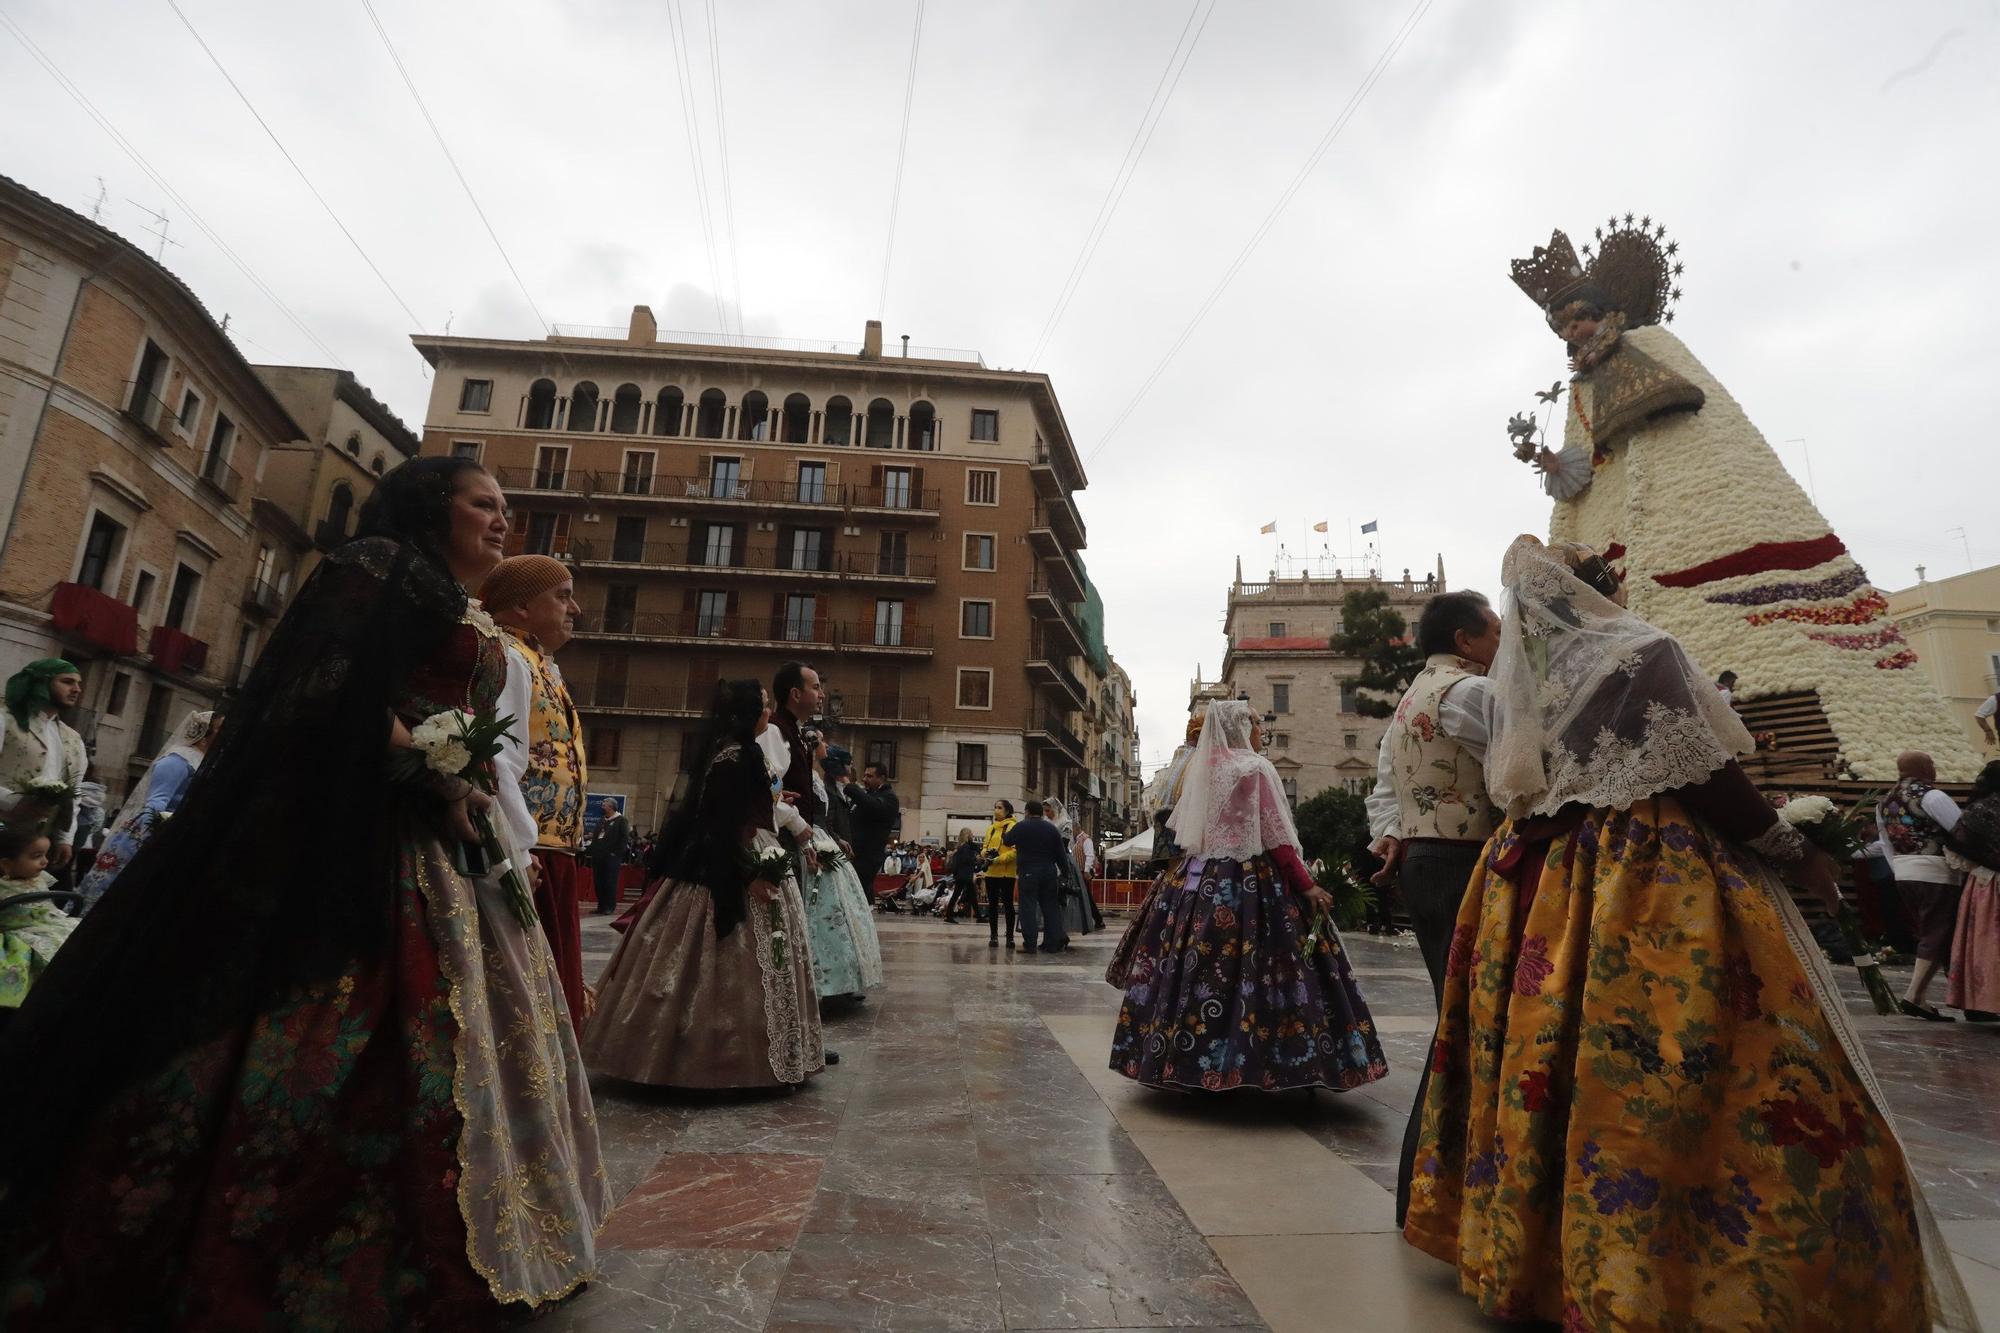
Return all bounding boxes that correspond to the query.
[1079,567,1109,675]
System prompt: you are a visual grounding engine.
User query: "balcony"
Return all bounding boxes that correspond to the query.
[829,695,931,730]
[1026,657,1088,710]
[1030,534,1087,602]
[148,624,209,676]
[491,468,939,518]
[241,577,286,619]
[1031,497,1086,550]
[835,620,934,656]
[50,582,139,655]
[847,481,942,518]
[1026,576,1087,657]
[574,681,705,718]
[1027,712,1087,770]
[122,382,175,446]
[1029,440,1084,500]
[197,453,243,505]
[571,608,933,655]
[567,539,938,586]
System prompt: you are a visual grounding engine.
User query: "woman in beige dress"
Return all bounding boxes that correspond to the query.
[584,679,824,1089]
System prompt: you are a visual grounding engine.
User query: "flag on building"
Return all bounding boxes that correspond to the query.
[1360,520,1378,535]
[1313,520,1329,533]
[1259,521,1277,534]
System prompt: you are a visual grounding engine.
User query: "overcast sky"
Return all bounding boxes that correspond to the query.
[6,1,1997,775]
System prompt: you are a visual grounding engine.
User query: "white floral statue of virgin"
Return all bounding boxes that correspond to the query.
[1510,215,1978,781]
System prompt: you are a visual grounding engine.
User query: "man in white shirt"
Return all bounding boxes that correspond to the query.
[1976,691,1997,749]
[0,658,89,869]
[1364,591,1502,1228]
[1875,751,1966,1020]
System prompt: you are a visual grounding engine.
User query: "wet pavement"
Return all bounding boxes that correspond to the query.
[543,912,2000,1331]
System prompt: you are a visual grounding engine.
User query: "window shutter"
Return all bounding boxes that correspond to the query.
[733,523,749,567]
[870,465,883,489]
[910,466,925,505]
[725,589,739,637]
[770,591,787,639]
[686,522,704,564]
[776,524,794,568]
[813,592,830,641]
[552,513,572,554]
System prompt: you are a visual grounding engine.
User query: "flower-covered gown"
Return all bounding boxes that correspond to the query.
[1404,798,1962,1330]
[2,610,609,1328]
[1110,848,1388,1093]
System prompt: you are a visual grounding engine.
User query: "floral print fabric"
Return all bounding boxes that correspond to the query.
[1404,798,1934,1331]
[1110,853,1388,1093]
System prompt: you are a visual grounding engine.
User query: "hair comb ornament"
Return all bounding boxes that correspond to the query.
[1510,213,1685,328]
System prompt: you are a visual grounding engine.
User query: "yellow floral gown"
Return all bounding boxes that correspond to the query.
[1404,798,1961,1331]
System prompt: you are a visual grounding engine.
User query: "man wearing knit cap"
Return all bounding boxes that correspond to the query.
[482,555,592,1035]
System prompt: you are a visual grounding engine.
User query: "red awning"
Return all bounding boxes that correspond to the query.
[50,582,139,656]
[148,624,209,675]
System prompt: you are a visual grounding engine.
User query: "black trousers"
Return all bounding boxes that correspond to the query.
[1394,839,1485,1229]
[985,876,1016,941]
[592,857,622,913]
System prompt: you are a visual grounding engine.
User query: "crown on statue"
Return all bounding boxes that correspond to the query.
[1510,213,1685,330]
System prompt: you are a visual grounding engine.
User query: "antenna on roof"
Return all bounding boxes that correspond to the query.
[126,200,183,261]
[88,177,107,223]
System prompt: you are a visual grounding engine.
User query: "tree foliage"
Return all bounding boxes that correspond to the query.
[1294,786,1382,931]
[1330,588,1424,719]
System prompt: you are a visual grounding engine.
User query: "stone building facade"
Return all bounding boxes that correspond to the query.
[1886,562,2000,757]
[0,173,309,797]
[412,308,1102,840]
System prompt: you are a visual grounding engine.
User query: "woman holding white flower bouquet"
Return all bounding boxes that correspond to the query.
[0,457,607,1329]
[799,727,884,1002]
[1405,537,1972,1332]
[584,679,824,1089]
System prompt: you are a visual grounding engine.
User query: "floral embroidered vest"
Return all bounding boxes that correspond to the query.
[503,627,587,851]
[1384,654,1499,842]
[0,710,84,797]
[1877,778,1945,859]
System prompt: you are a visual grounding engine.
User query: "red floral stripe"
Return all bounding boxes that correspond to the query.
[1876,650,1918,671]
[1650,534,1848,589]
[1808,626,1905,651]
[1745,592,1888,628]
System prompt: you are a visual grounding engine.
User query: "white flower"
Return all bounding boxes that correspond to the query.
[427,740,472,776]
[1778,795,1835,827]
[411,711,470,751]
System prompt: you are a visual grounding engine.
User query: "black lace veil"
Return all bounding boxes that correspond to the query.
[646,679,771,937]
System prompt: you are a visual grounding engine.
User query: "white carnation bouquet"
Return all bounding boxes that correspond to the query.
[742,845,794,967]
[393,707,535,928]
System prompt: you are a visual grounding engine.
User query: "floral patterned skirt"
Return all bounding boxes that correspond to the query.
[803,829,885,1000]
[3,830,608,1330]
[1403,799,1943,1331]
[1109,853,1388,1093]
[1948,866,2000,1013]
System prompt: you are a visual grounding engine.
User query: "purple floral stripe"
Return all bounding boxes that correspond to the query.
[1704,565,1869,607]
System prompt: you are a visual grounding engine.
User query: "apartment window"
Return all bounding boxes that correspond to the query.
[970,409,999,442]
[1344,732,1358,749]
[877,530,908,576]
[595,652,630,707]
[874,599,905,647]
[696,590,730,636]
[130,340,168,411]
[534,444,568,489]
[612,515,647,562]
[451,440,482,460]
[1268,621,1287,637]
[963,533,996,571]
[177,387,202,435]
[76,511,127,591]
[105,672,132,717]
[961,600,993,639]
[700,523,735,567]
[796,461,828,504]
[589,726,622,769]
[1282,777,1299,807]
[204,412,235,470]
[459,378,493,412]
[234,624,259,685]
[1340,682,1360,713]
[135,684,175,759]
[881,466,913,509]
[708,456,742,498]
[780,528,820,572]
[1271,732,1290,749]
[1272,682,1291,715]
[956,743,989,783]
[865,740,896,779]
[604,583,639,634]
[369,455,385,477]
[163,563,201,633]
[965,469,998,505]
[524,511,569,556]
[346,433,361,456]
[783,594,816,642]
[622,451,656,495]
[957,668,993,709]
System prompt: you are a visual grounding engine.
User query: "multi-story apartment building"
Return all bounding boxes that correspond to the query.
[253,365,421,583]
[1207,557,1444,804]
[412,308,1098,838]
[1094,657,1141,836]
[1886,562,2000,756]
[0,173,309,795]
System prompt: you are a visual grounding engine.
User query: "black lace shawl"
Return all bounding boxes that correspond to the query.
[0,538,467,1205]
[647,741,773,939]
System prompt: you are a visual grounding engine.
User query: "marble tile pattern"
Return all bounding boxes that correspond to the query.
[558,911,2000,1331]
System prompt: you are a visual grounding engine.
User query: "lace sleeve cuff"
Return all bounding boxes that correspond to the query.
[1747,819,1808,863]
[1540,444,1594,500]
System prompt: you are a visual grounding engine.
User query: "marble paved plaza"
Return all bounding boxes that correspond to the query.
[546,912,2000,1331]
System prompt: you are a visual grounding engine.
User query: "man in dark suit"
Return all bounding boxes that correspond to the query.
[587,798,630,914]
[839,762,899,901]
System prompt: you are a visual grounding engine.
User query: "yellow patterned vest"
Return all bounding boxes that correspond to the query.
[503,627,587,851]
[1384,654,1500,842]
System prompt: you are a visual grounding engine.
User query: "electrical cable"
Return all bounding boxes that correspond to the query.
[704,0,745,341]
[665,0,732,338]
[875,0,926,317]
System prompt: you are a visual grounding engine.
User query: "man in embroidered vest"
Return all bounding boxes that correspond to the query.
[1364,591,1502,1227]
[481,555,591,1035]
[767,661,825,831]
[1875,751,1966,1022]
[0,658,89,872]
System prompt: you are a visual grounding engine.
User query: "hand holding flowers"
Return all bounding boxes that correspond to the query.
[393,707,536,929]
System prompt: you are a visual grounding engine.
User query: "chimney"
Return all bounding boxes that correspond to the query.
[861,320,883,360]
[628,305,657,344]
[900,334,910,357]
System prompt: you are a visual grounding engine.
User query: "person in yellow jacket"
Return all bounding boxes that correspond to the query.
[980,800,1020,949]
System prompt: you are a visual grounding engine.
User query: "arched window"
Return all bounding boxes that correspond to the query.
[609,383,643,433]
[369,454,385,476]
[345,432,361,456]
[823,395,853,446]
[568,381,600,432]
[524,378,557,430]
[780,393,812,443]
[864,397,896,449]
[654,386,684,437]
[737,390,769,441]
[695,388,727,439]
[326,481,354,537]
[908,400,937,452]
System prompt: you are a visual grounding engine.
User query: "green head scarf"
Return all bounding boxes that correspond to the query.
[5,658,79,729]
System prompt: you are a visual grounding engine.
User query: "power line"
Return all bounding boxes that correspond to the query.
[1087,0,1434,462]
[876,0,926,316]
[704,0,745,339]
[358,0,549,334]
[165,0,426,333]
[665,0,731,338]
[0,9,347,367]
[1026,0,1213,369]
